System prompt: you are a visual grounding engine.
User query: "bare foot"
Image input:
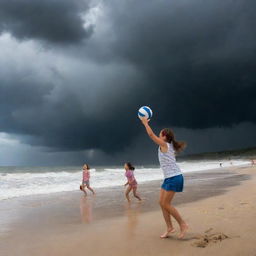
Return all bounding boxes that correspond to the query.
[160,227,176,238]
[178,223,189,239]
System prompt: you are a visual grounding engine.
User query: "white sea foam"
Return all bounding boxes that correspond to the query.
[0,160,250,200]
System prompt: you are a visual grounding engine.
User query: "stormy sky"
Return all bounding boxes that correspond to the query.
[0,0,255,166]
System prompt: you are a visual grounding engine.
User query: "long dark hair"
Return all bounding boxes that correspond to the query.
[83,164,90,170]
[126,162,135,170]
[161,128,186,153]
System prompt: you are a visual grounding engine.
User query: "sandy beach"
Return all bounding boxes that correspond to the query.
[1,166,256,256]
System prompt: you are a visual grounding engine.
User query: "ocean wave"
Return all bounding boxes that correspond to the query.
[0,160,250,200]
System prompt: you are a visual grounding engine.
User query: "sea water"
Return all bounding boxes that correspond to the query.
[0,159,250,200]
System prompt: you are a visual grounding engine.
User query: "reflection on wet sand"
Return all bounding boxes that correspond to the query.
[80,196,93,224]
[124,202,142,238]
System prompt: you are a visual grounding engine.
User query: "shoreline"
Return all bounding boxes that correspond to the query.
[0,161,250,201]
[0,167,250,227]
[0,164,249,202]
[0,166,255,256]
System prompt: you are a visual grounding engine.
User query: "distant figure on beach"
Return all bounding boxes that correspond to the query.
[251,159,256,166]
[140,117,188,239]
[124,162,142,202]
[220,163,223,167]
[80,164,95,196]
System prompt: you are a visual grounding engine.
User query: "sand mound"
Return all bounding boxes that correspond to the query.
[192,229,229,248]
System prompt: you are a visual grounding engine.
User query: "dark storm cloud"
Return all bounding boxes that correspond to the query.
[105,0,256,128]
[0,50,143,152]
[0,0,93,44]
[0,0,256,159]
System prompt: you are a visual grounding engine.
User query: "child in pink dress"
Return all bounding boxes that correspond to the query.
[124,162,141,202]
[80,164,95,196]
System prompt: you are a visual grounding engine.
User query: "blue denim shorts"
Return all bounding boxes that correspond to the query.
[161,174,184,192]
[82,180,90,186]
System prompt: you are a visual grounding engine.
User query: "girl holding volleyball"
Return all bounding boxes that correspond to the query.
[140,117,188,239]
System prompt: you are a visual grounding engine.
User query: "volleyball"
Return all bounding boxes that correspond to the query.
[138,106,153,120]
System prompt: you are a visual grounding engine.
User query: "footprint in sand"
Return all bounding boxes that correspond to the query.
[192,229,229,248]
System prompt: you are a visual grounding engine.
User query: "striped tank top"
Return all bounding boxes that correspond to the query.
[158,142,182,179]
[83,171,90,181]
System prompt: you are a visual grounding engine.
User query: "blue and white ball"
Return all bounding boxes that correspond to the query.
[138,106,153,120]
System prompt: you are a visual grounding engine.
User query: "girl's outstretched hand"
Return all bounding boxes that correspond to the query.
[140,117,150,125]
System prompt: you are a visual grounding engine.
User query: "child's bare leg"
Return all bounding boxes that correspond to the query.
[125,186,132,202]
[160,208,176,238]
[82,185,87,196]
[161,190,188,239]
[159,189,175,238]
[87,186,95,194]
[132,187,142,201]
[170,205,188,239]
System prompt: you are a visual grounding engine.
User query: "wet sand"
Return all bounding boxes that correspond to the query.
[0,166,255,256]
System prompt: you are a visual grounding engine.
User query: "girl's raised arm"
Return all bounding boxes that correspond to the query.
[141,117,167,148]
